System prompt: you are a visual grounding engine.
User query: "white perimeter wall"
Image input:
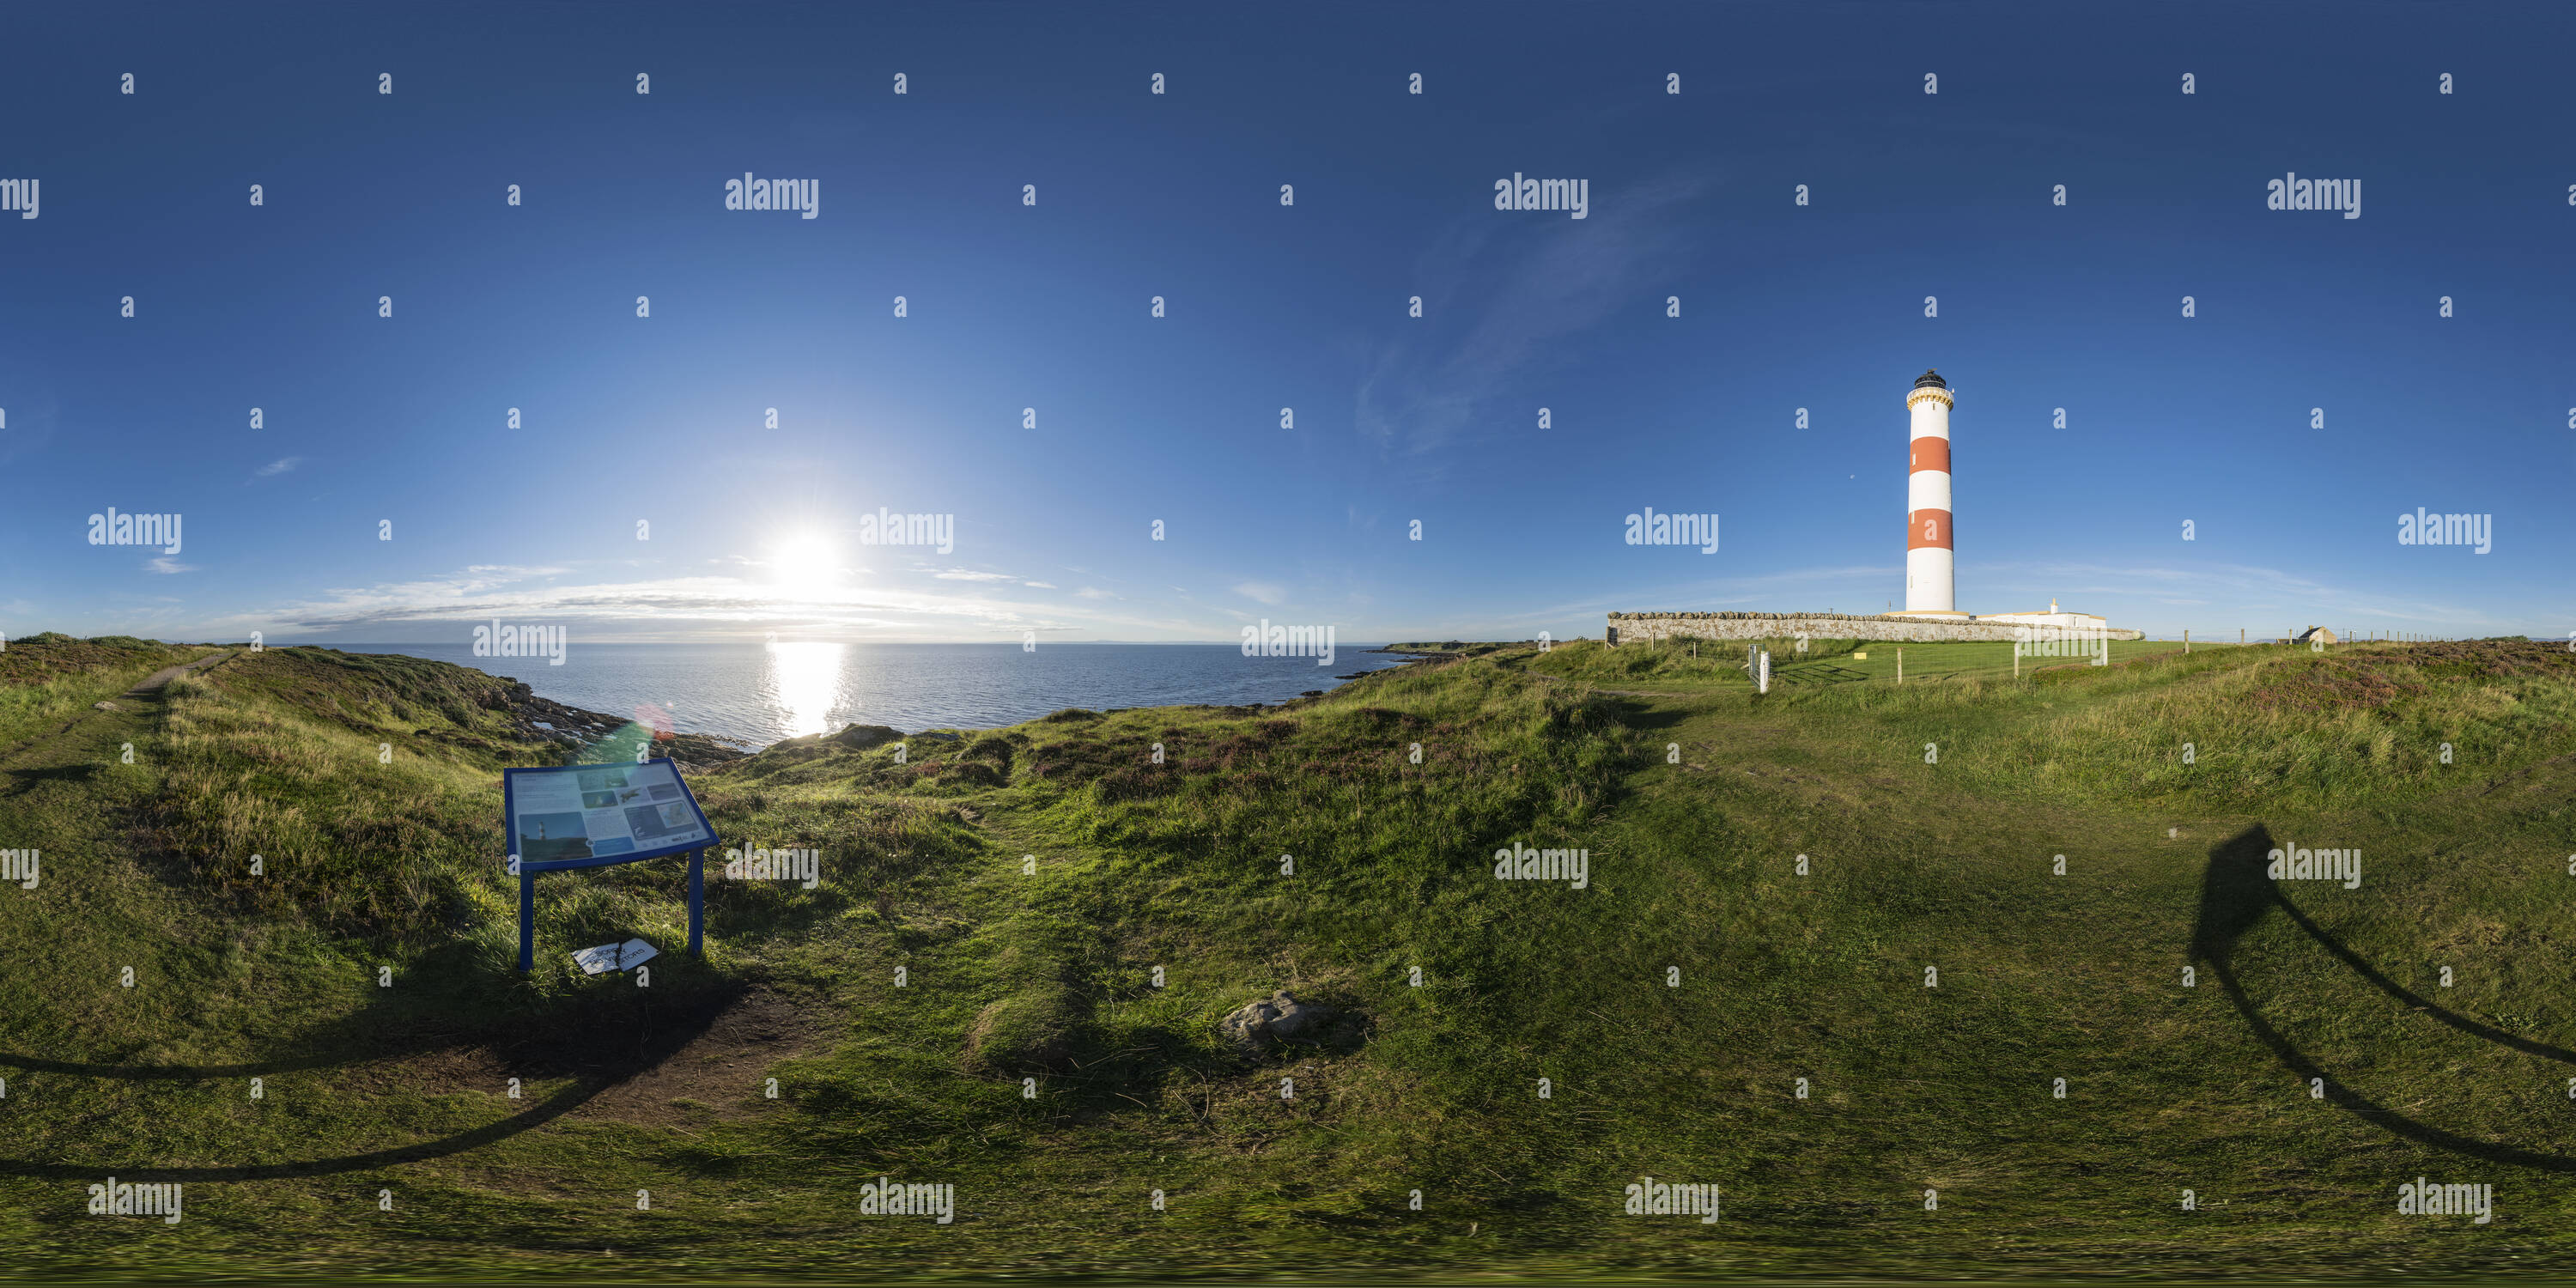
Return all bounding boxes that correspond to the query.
[1607,611,2144,644]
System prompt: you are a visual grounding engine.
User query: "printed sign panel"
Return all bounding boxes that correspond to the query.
[503,758,716,869]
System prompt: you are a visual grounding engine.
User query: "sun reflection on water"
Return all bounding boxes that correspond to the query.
[764,641,845,738]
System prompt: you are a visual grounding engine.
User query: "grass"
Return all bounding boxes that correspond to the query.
[3,635,2574,1279]
[1526,634,2227,690]
[0,633,205,749]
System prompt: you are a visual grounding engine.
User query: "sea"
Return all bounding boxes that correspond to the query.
[344,642,1412,750]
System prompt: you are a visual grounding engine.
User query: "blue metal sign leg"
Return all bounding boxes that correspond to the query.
[519,866,536,972]
[689,848,704,956]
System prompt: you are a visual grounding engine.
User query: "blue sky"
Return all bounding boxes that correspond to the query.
[3,2,2569,646]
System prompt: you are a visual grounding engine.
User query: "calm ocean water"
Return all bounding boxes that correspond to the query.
[346,642,1408,750]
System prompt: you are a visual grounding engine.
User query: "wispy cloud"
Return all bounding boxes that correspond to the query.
[252,456,302,479]
[1233,580,1286,605]
[1022,580,1056,589]
[207,562,1233,644]
[933,569,1019,582]
[1975,561,2513,632]
[1356,171,1710,470]
[145,556,197,574]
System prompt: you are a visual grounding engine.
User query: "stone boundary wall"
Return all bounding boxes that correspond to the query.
[1607,611,2145,646]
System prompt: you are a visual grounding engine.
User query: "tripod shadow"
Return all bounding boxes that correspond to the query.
[2194,823,2576,1171]
[0,975,749,1182]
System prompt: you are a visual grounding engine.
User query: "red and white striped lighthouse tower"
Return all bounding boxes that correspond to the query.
[1900,369,1967,618]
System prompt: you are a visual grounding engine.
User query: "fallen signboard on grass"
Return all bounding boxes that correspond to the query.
[571,938,659,975]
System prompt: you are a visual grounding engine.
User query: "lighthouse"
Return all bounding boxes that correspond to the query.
[1899,369,1967,618]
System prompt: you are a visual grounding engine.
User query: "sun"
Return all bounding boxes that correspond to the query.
[767,534,840,602]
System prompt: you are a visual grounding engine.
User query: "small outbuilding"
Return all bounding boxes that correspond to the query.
[2293,626,2338,646]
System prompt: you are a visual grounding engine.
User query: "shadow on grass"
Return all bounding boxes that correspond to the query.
[1603,695,1692,736]
[2194,823,2576,1172]
[3,762,103,798]
[1775,663,1868,685]
[0,956,749,1182]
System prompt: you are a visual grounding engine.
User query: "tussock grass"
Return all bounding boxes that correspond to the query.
[0,634,203,749]
[6,635,2576,1279]
[154,660,528,939]
[1774,640,2576,809]
[1527,635,1864,687]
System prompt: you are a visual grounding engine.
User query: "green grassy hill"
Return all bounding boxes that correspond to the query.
[4,634,2574,1279]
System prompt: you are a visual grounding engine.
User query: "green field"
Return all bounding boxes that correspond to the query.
[4,633,2574,1280]
[1518,635,2228,690]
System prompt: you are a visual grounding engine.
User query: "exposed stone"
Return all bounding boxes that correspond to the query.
[826,723,905,750]
[1220,990,1340,1050]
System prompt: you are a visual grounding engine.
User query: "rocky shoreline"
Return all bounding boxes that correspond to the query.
[487,653,1436,768]
[482,678,750,772]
